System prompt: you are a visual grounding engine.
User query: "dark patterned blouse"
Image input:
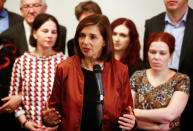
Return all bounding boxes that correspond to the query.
[130,70,190,129]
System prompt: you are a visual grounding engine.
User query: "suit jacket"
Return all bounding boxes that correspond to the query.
[143,7,193,131]
[0,21,67,56]
[7,9,23,27]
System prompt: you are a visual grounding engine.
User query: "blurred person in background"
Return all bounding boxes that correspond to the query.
[111,18,145,77]
[0,0,66,56]
[0,0,23,34]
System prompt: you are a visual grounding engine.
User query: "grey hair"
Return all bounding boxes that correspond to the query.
[20,0,47,7]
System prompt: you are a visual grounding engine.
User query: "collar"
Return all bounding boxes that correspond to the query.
[23,20,31,32]
[0,9,8,18]
[165,7,189,25]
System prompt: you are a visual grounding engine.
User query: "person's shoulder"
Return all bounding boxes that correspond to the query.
[130,69,146,85]
[57,55,78,68]
[174,72,190,94]
[132,69,146,77]
[0,22,24,37]
[59,25,67,32]
[146,12,165,23]
[188,6,193,13]
[14,52,27,62]
[176,72,190,80]
[187,7,193,23]
[55,51,67,59]
[67,38,74,44]
[112,58,128,70]
[7,9,23,19]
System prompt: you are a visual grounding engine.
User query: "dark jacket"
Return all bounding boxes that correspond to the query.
[7,9,23,27]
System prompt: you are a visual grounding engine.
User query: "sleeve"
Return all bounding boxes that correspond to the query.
[49,65,64,114]
[175,74,190,95]
[143,20,150,61]
[120,66,134,113]
[9,57,22,96]
[8,57,25,117]
[120,66,137,130]
[130,72,138,92]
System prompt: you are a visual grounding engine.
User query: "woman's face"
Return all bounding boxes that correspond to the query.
[112,24,130,52]
[148,41,172,71]
[78,25,105,60]
[33,19,57,50]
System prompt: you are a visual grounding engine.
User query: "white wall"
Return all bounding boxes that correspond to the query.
[4,0,193,57]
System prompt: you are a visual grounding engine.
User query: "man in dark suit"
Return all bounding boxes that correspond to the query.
[0,0,23,34]
[143,0,193,130]
[0,0,66,55]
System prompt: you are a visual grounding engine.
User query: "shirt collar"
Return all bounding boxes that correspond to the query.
[23,20,31,32]
[0,9,8,18]
[165,7,189,25]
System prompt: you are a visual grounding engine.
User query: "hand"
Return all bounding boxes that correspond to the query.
[118,106,136,130]
[0,95,22,114]
[40,126,59,131]
[24,120,43,131]
[24,121,58,131]
[159,122,170,131]
[42,102,61,127]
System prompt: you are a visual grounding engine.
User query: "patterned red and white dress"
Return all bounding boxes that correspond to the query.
[9,51,66,125]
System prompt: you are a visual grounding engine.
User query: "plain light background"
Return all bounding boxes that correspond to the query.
[4,0,193,57]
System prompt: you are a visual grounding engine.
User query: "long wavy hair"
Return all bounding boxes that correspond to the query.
[111,18,141,67]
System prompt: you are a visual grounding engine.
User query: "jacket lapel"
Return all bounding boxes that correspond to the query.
[179,7,193,68]
[18,23,28,55]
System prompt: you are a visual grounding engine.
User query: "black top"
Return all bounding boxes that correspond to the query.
[67,38,75,57]
[80,68,101,131]
[127,60,147,77]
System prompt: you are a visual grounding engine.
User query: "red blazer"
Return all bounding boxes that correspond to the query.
[49,55,134,131]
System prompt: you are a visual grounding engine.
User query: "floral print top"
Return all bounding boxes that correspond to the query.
[130,70,190,128]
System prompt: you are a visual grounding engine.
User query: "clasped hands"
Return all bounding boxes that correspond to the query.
[42,103,61,127]
[118,106,136,130]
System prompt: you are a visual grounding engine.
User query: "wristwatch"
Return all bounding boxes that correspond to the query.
[21,120,28,128]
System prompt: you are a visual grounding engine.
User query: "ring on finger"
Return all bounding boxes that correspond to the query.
[5,108,11,111]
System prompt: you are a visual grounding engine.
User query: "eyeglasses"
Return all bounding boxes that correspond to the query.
[21,3,43,11]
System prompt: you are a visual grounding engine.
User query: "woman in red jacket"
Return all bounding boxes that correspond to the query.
[43,14,136,131]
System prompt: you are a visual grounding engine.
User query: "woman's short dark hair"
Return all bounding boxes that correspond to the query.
[74,14,114,62]
[146,32,175,61]
[111,18,141,67]
[30,13,60,49]
[75,1,102,20]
